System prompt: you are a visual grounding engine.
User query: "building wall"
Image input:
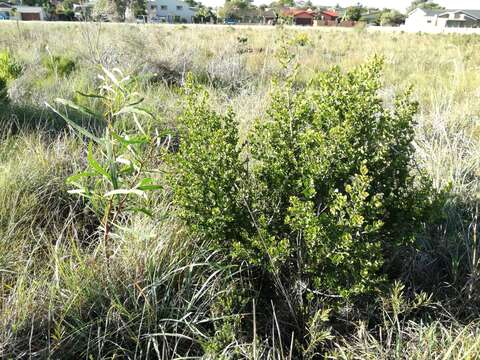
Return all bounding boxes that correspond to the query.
[0,6,45,20]
[148,0,196,23]
[321,13,336,21]
[293,15,313,26]
[406,9,480,30]
[405,8,438,30]
[445,18,480,28]
[439,12,480,28]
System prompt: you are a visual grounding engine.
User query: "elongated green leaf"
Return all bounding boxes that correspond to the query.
[45,102,102,143]
[131,207,154,217]
[55,98,101,120]
[111,131,148,145]
[87,142,111,180]
[66,171,95,183]
[135,178,162,191]
[114,106,154,119]
[126,97,144,107]
[137,184,162,191]
[75,90,108,100]
[138,177,154,185]
[104,138,119,189]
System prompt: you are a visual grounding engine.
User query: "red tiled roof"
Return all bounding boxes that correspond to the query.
[283,8,316,17]
[321,10,338,17]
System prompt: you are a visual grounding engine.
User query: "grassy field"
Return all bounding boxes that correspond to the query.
[1,22,480,358]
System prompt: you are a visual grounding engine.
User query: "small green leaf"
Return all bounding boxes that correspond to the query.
[87,142,111,181]
[66,171,95,183]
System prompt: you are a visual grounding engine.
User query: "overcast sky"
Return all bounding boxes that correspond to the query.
[202,0,480,11]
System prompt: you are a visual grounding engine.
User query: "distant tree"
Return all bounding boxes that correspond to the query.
[21,0,37,5]
[218,0,255,20]
[91,0,145,21]
[344,4,363,21]
[407,0,444,13]
[270,0,294,8]
[55,0,76,20]
[22,0,49,6]
[359,10,381,25]
[131,0,146,16]
[195,6,216,23]
[380,9,406,26]
[61,0,75,11]
[93,0,119,20]
[184,0,200,6]
[218,1,239,19]
[303,0,314,8]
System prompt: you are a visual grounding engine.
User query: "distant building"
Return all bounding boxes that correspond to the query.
[147,0,196,23]
[360,10,382,25]
[316,9,339,26]
[282,8,316,26]
[262,8,277,24]
[0,2,45,20]
[406,8,480,30]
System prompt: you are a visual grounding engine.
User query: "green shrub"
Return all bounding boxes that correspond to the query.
[0,50,22,82]
[292,32,310,46]
[172,58,436,297]
[247,57,433,297]
[0,77,7,104]
[0,50,22,105]
[169,58,439,356]
[42,54,76,77]
[170,75,249,243]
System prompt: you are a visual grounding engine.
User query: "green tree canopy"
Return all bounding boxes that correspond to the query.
[407,0,444,13]
[344,4,364,21]
[380,9,406,26]
[269,0,294,8]
[218,0,257,19]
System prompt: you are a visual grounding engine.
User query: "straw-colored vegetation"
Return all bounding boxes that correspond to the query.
[0,22,479,359]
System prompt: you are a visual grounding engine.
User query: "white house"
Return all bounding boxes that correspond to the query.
[405,8,480,30]
[0,2,45,20]
[147,0,196,23]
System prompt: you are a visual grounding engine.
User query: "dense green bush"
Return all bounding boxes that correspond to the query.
[170,76,249,243]
[42,54,76,77]
[171,58,436,304]
[0,50,22,82]
[0,50,22,105]
[247,57,433,298]
[0,77,7,104]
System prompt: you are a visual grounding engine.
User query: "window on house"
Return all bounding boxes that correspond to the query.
[427,20,431,23]
[151,5,157,10]
[177,5,183,10]
[160,5,167,10]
